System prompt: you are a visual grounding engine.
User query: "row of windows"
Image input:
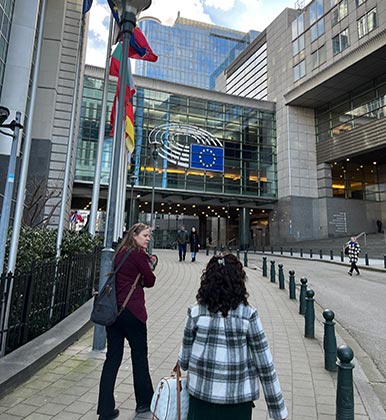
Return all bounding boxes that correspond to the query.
[293,7,378,81]
[0,0,14,96]
[316,80,386,141]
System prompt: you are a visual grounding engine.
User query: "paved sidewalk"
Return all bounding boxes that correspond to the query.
[0,250,374,419]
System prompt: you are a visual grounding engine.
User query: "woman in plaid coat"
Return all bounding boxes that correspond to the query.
[347,236,361,275]
[179,253,287,420]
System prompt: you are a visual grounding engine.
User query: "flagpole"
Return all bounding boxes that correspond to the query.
[93,0,150,351]
[88,14,114,237]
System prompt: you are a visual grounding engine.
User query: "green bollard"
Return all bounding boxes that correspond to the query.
[310,249,313,258]
[323,309,337,372]
[304,289,315,338]
[336,345,354,420]
[289,270,296,299]
[262,246,265,253]
[384,255,386,269]
[270,261,276,282]
[299,277,307,315]
[271,246,273,254]
[262,256,267,277]
[290,247,293,256]
[341,250,344,262]
[320,249,323,259]
[206,247,209,256]
[365,253,369,266]
[300,248,303,257]
[237,249,240,260]
[278,264,285,289]
[280,247,283,255]
[330,250,333,260]
[244,251,248,267]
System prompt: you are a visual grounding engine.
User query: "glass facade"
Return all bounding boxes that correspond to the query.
[0,0,15,97]
[75,72,277,202]
[135,17,257,90]
[226,43,267,100]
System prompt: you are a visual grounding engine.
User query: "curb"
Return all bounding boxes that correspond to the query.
[0,298,94,400]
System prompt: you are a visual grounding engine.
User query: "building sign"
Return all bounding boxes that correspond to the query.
[329,212,347,233]
[149,123,224,171]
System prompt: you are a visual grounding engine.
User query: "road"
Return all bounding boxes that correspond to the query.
[249,254,386,389]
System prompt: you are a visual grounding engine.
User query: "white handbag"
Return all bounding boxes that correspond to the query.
[151,363,189,420]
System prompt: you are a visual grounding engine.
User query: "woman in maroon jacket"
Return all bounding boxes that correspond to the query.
[97,223,156,420]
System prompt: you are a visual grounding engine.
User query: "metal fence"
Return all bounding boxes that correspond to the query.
[0,250,101,356]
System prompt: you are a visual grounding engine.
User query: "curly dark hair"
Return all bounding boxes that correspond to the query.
[196,253,249,317]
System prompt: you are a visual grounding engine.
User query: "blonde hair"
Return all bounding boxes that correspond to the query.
[115,223,150,254]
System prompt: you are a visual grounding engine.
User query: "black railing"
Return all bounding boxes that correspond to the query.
[0,250,100,356]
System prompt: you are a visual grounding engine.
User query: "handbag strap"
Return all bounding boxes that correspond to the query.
[113,247,133,275]
[176,362,182,420]
[117,272,141,317]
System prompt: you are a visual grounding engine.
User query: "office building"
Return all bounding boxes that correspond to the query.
[220,0,386,241]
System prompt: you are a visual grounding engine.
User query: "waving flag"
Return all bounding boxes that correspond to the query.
[129,27,158,62]
[107,0,120,25]
[82,0,93,14]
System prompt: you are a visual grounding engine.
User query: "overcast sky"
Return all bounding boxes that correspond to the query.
[86,0,298,66]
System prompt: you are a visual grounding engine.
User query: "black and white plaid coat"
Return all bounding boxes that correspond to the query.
[178,303,288,420]
[348,241,360,263]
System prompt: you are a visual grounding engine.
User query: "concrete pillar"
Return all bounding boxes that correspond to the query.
[239,207,250,250]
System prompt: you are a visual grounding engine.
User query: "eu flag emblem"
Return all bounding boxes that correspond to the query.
[190,144,224,172]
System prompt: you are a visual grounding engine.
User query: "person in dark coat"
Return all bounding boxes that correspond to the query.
[176,225,189,261]
[97,223,156,419]
[189,226,200,262]
[346,236,361,275]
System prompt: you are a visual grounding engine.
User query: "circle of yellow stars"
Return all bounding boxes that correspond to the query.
[198,148,217,168]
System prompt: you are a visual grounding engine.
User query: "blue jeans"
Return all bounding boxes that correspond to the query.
[178,243,187,260]
[97,309,154,416]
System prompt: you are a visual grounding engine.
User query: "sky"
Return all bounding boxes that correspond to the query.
[86,0,298,67]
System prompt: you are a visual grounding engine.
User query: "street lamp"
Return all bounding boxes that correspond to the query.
[128,174,137,227]
[93,0,152,352]
[149,144,158,254]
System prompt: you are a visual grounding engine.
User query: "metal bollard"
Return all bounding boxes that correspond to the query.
[341,250,344,262]
[271,246,273,254]
[206,247,209,256]
[262,256,267,277]
[300,248,303,257]
[384,255,386,269]
[214,246,217,256]
[262,246,265,253]
[310,249,313,258]
[330,250,333,260]
[270,261,276,283]
[220,244,225,252]
[244,251,248,267]
[278,264,285,289]
[365,253,369,266]
[237,249,240,260]
[323,309,337,372]
[304,289,315,338]
[290,247,293,256]
[299,277,307,315]
[280,246,283,255]
[320,249,323,259]
[289,270,296,299]
[336,345,354,420]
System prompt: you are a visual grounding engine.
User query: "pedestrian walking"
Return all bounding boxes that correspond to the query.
[376,219,383,233]
[176,225,189,261]
[97,223,156,420]
[178,253,288,420]
[189,226,200,262]
[346,236,361,276]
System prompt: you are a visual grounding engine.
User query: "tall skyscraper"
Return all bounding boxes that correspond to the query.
[135,14,258,90]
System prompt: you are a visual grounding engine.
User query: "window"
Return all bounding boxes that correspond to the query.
[331,0,348,25]
[294,60,306,81]
[358,8,377,38]
[292,13,305,56]
[356,0,366,6]
[332,28,349,54]
[310,0,324,24]
[311,44,326,69]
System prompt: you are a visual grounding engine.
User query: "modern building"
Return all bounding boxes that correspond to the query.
[219,0,386,242]
[135,14,258,90]
[73,65,277,248]
[0,0,85,228]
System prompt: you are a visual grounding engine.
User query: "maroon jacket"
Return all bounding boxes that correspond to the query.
[115,247,156,323]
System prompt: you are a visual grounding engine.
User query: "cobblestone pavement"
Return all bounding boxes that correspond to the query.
[0,250,374,420]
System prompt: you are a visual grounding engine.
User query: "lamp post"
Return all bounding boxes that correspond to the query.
[149,144,158,254]
[128,174,137,228]
[92,0,151,351]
